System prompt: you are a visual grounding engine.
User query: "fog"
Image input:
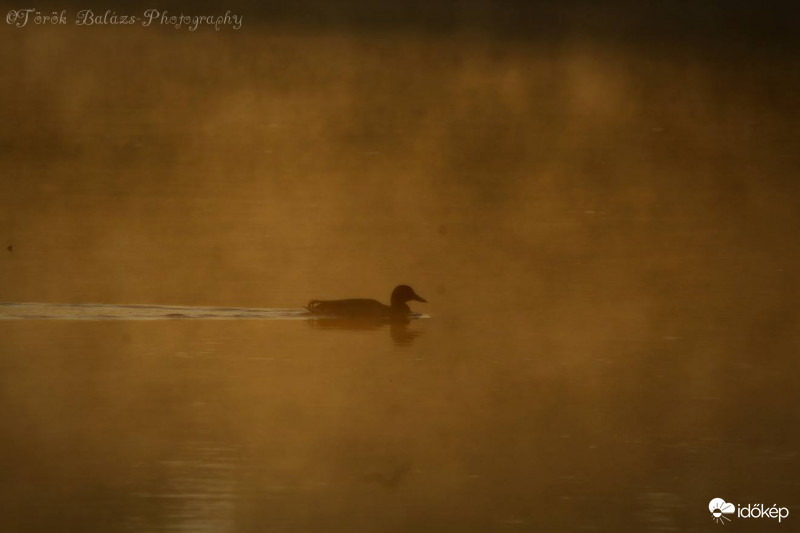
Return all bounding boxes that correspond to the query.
[1,4,798,531]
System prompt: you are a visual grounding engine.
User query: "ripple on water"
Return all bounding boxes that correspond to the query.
[0,302,311,320]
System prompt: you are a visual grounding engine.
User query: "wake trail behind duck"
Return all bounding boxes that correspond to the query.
[0,302,311,320]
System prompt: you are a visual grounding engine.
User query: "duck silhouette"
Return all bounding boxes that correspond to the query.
[306,285,427,319]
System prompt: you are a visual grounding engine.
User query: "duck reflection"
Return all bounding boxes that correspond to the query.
[305,316,424,346]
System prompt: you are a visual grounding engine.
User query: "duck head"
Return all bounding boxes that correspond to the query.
[390,285,427,308]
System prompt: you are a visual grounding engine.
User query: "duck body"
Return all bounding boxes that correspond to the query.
[306,285,426,319]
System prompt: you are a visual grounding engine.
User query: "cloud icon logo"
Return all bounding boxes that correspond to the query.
[709,498,735,524]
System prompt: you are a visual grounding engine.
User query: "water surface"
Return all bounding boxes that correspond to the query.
[1,8,798,532]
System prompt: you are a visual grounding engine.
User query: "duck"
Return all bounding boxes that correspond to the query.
[306,285,427,319]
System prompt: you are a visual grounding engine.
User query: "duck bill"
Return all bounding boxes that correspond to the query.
[412,294,427,303]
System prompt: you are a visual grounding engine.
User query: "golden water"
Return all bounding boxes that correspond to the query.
[1,13,798,532]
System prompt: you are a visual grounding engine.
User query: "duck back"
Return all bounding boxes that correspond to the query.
[306,298,389,317]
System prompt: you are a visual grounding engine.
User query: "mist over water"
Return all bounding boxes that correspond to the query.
[1,6,799,531]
